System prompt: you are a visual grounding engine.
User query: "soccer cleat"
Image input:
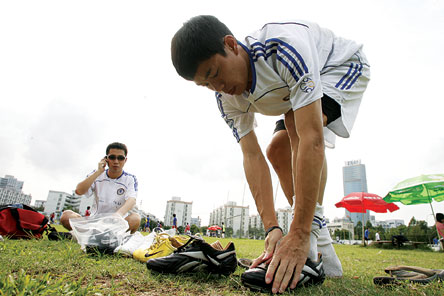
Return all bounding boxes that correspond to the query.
[146,236,237,275]
[133,233,177,263]
[241,254,325,293]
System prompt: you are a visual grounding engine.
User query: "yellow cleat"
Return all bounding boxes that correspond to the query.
[133,233,191,263]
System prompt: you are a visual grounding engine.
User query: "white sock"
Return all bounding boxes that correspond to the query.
[315,204,343,278]
[308,204,323,262]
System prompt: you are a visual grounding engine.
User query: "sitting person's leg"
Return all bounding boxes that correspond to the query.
[125,213,141,233]
[60,210,81,231]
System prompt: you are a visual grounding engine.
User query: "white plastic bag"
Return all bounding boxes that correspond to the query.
[70,213,129,252]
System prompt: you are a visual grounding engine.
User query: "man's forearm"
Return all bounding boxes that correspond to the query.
[290,139,324,234]
[75,170,102,195]
[243,152,278,229]
[116,197,136,216]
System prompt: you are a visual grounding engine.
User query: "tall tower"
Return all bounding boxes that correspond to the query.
[342,160,370,226]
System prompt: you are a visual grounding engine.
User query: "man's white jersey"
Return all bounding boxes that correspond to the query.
[86,170,138,215]
[216,21,364,142]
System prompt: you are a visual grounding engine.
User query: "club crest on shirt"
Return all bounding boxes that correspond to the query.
[117,188,125,195]
[300,77,315,93]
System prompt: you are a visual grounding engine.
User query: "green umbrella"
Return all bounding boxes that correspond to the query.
[384,173,444,239]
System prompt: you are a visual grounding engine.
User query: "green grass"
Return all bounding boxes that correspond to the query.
[1,228,443,295]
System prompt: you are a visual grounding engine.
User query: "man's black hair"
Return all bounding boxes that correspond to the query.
[171,15,233,80]
[437,213,444,223]
[106,142,128,156]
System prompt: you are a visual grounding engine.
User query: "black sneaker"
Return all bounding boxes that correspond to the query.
[241,254,325,293]
[85,229,120,255]
[146,236,237,275]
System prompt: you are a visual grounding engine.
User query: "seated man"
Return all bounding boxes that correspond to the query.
[61,142,140,233]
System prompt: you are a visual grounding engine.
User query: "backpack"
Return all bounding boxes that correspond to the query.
[0,204,49,239]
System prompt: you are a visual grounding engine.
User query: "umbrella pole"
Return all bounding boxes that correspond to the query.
[362,214,365,247]
[425,187,441,240]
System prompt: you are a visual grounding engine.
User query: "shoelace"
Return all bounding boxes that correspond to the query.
[146,233,170,252]
[174,236,202,253]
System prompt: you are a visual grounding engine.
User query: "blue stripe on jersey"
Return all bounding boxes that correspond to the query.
[345,63,363,90]
[238,42,257,93]
[335,58,363,90]
[123,171,139,192]
[215,92,241,142]
[335,63,354,88]
[341,63,360,90]
[250,38,308,82]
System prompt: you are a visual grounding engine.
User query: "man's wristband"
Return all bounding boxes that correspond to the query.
[265,226,283,238]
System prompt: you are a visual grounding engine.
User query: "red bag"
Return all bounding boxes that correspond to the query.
[0,204,49,239]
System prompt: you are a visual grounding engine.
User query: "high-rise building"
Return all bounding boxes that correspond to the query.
[0,175,24,192]
[342,159,370,226]
[0,188,32,205]
[276,207,293,234]
[249,214,264,239]
[164,196,192,227]
[0,175,31,205]
[209,201,249,238]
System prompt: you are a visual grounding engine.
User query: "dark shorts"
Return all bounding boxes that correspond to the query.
[273,94,341,133]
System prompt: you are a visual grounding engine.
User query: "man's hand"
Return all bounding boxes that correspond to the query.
[98,158,107,173]
[266,230,310,294]
[250,228,283,268]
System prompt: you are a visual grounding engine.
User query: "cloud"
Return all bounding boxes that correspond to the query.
[24,99,103,176]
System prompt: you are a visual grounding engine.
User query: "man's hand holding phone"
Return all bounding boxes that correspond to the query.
[98,157,107,173]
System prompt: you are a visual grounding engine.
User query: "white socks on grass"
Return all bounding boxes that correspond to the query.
[293,197,343,278]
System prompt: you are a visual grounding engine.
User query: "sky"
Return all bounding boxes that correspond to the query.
[1,0,444,227]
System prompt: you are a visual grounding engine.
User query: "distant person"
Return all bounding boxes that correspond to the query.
[144,215,151,232]
[185,223,191,235]
[50,212,55,224]
[84,206,91,217]
[60,142,141,233]
[222,222,226,238]
[172,214,177,232]
[436,213,444,248]
[364,228,369,242]
[375,232,380,241]
[391,234,408,248]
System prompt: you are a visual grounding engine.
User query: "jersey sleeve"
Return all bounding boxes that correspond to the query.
[85,170,96,197]
[269,25,323,110]
[215,92,257,142]
[125,174,138,201]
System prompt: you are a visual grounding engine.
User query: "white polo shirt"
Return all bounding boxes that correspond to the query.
[86,170,138,215]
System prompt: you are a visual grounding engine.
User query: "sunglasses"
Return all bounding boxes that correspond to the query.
[106,155,126,161]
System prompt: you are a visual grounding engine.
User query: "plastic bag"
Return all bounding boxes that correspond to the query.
[70,213,129,253]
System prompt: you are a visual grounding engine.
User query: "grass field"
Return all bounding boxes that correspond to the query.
[1,228,443,295]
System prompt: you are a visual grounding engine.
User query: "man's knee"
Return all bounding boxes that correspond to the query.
[60,210,80,230]
[125,213,141,233]
[266,132,290,166]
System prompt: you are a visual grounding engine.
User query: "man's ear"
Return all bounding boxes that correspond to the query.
[223,35,238,54]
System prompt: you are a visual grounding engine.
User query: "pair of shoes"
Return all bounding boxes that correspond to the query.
[241,254,325,293]
[373,265,444,286]
[133,233,186,263]
[146,236,237,275]
[85,229,120,255]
